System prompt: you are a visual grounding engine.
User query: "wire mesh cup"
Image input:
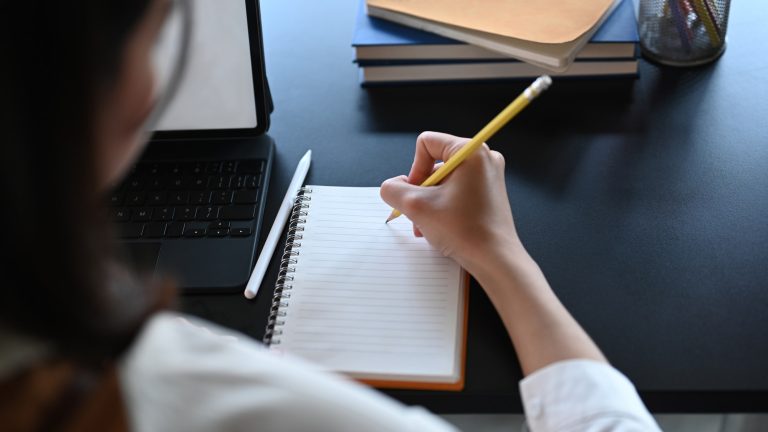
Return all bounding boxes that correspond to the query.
[638,0,730,66]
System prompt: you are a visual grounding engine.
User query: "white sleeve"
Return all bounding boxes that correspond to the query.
[119,312,456,432]
[519,360,661,432]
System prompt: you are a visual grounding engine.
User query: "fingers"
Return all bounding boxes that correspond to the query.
[385,131,504,221]
[408,132,468,185]
[413,225,423,237]
[380,176,428,237]
[380,175,428,220]
[489,150,505,169]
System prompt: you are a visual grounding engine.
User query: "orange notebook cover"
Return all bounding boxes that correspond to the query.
[366,0,614,44]
[264,186,468,391]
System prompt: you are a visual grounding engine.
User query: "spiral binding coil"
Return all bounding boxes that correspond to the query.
[263,187,312,345]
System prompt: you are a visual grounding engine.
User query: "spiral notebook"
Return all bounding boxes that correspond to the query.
[264,186,468,390]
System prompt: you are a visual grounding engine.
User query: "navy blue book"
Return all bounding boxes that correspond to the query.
[353,0,638,65]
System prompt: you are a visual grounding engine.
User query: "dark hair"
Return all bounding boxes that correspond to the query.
[0,0,173,359]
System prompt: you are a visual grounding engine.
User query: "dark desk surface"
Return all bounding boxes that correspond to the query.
[181,0,768,413]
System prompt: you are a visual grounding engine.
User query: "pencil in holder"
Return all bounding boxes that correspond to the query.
[638,0,730,66]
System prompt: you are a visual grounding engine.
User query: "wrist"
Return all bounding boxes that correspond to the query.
[464,240,543,296]
[462,239,532,281]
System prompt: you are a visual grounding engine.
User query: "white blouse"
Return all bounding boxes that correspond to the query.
[118,312,661,432]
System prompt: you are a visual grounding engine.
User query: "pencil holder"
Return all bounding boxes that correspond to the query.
[638,0,730,66]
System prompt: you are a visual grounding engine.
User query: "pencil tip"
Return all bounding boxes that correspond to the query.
[385,209,400,223]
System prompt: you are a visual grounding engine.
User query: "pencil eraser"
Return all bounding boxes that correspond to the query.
[529,75,552,98]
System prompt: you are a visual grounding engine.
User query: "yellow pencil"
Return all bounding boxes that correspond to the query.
[692,0,721,48]
[385,75,552,223]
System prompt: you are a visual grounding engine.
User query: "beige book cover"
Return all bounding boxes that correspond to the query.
[366,0,615,44]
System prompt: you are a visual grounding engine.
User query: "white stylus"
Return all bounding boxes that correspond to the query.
[244,150,312,299]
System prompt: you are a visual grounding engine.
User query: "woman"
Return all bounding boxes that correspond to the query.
[1,0,661,430]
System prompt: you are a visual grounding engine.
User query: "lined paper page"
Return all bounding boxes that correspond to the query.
[271,186,464,381]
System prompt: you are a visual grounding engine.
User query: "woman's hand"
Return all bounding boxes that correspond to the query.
[380,131,525,276]
[382,131,608,376]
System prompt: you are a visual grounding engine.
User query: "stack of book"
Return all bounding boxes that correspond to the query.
[352,0,639,86]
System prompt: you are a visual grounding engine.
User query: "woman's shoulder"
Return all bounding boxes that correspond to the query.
[118,311,456,432]
[122,311,263,363]
[118,312,282,431]
[119,311,277,385]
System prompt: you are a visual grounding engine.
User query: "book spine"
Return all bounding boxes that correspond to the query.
[263,187,312,346]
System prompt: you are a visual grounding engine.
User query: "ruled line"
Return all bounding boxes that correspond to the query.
[299,273,449,281]
[295,271,450,280]
[289,339,445,348]
[296,308,445,317]
[299,294,448,302]
[289,316,445,324]
[291,286,448,294]
[291,331,442,341]
[307,223,411,231]
[292,323,445,332]
[295,280,448,288]
[292,329,443,338]
[288,347,440,355]
[305,235,426,243]
[296,264,452,274]
[298,252,442,259]
[309,231,423,239]
[298,302,447,310]
[299,244,438,253]
[299,294,448,301]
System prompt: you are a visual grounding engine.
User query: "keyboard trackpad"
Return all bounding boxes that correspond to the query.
[123,242,162,274]
[157,239,254,291]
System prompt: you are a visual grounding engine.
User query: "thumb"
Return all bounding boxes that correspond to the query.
[380,175,429,220]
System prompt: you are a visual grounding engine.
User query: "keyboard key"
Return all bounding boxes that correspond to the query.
[109,193,124,206]
[184,228,206,237]
[190,176,208,189]
[186,163,205,175]
[212,191,233,205]
[118,223,144,238]
[143,223,166,238]
[208,221,230,230]
[169,164,183,175]
[148,191,167,205]
[132,207,152,222]
[246,174,260,189]
[220,205,256,221]
[205,162,222,174]
[147,164,165,175]
[127,178,144,190]
[165,222,185,237]
[189,191,211,205]
[231,227,251,237]
[125,192,146,206]
[167,176,187,189]
[209,175,231,189]
[175,206,196,221]
[233,189,258,204]
[146,163,170,176]
[232,175,246,189]
[153,207,174,221]
[110,208,130,222]
[196,206,220,221]
[136,163,160,175]
[208,228,229,237]
[169,191,189,205]
[222,161,237,174]
[236,160,263,173]
[146,177,166,190]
